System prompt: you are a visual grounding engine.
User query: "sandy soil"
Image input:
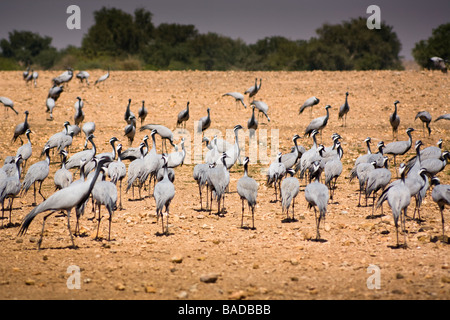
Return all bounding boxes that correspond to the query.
[0,69,449,300]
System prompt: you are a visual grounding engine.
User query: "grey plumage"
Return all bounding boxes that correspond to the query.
[107,144,127,209]
[281,168,299,221]
[0,155,22,226]
[46,97,55,121]
[83,137,119,175]
[281,135,301,169]
[47,85,64,101]
[247,105,258,138]
[431,177,450,240]
[324,141,344,200]
[21,146,51,205]
[76,70,90,85]
[91,173,117,240]
[338,92,350,127]
[12,111,30,144]
[299,96,320,115]
[245,78,262,99]
[365,156,391,214]
[52,68,73,86]
[223,92,247,109]
[119,135,149,161]
[124,115,136,146]
[193,163,210,210]
[207,153,230,215]
[237,157,258,228]
[419,151,449,176]
[65,134,97,170]
[304,105,331,137]
[415,111,432,136]
[250,100,270,123]
[197,108,211,133]
[383,128,415,167]
[54,150,73,190]
[304,161,330,240]
[82,122,96,149]
[94,68,110,85]
[138,100,148,126]
[435,114,450,122]
[124,99,135,124]
[153,154,175,235]
[15,129,32,172]
[389,100,401,140]
[140,124,176,152]
[0,96,19,115]
[266,152,286,202]
[224,125,244,169]
[74,97,85,126]
[18,157,109,249]
[126,142,147,200]
[176,101,190,128]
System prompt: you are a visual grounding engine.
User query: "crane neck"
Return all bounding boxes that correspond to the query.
[110,140,117,160]
[243,161,249,177]
[366,140,372,154]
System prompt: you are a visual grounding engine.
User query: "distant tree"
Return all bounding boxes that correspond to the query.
[309,18,403,70]
[412,23,450,69]
[81,7,155,57]
[0,30,54,66]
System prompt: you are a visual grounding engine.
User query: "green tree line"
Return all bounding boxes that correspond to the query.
[0,7,447,71]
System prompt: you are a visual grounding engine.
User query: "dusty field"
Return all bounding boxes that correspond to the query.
[0,69,449,301]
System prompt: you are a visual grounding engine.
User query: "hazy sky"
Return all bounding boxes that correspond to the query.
[0,0,448,60]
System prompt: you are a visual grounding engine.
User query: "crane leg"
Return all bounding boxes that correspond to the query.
[241,199,244,228]
[38,211,54,250]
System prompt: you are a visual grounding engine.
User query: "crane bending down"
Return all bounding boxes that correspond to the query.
[18,157,109,250]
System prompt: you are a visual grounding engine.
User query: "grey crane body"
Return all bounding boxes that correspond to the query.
[245,78,262,99]
[281,168,299,221]
[193,162,210,210]
[54,151,73,190]
[140,124,176,152]
[18,157,109,249]
[383,128,415,167]
[281,135,301,169]
[435,114,450,122]
[365,156,392,212]
[297,130,319,180]
[138,100,148,126]
[304,162,329,240]
[48,85,64,101]
[92,175,118,240]
[124,99,135,124]
[266,152,286,202]
[76,71,90,85]
[197,108,211,133]
[107,144,127,209]
[338,92,350,127]
[166,138,186,168]
[237,157,258,228]
[124,115,137,146]
[12,111,30,144]
[415,111,432,136]
[176,101,190,128]
[224,125,243,169]
[126,143,147,200]
[324,142,344,199]
[250,100,270,122]
[153,155,175,234]
[304,105,331,137]
[139,130,161,197]
[0,155,22,226]
[299,96,320,115]
[0,96,19,115]
[431,178,450,240]
[119,135,149,161]
[247,105,258,138]
[74,97,85,126]
[46,97,56,120]
[419,151,449,176]
[389,100,401,140]
[94,69,110,85]
[223,92,247,109]
[52,68,73,86]
[21,146,51,205]
[82,122,96,149]
[83,137,119,175]
[406,139,443,170]
[207,153,230,215]
[16,129,32,171]
[65,134,97,170]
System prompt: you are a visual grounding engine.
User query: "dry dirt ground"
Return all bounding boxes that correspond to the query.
[0,70,449,301]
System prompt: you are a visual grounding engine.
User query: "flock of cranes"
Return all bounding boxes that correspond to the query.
[0,67,449,251]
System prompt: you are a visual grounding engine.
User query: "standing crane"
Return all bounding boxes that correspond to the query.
[237,157,259,229]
